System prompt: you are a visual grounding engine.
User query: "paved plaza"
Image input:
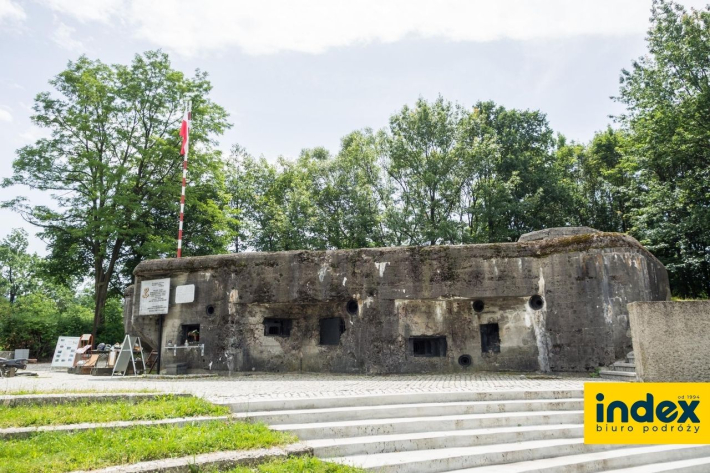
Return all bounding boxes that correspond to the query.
[1,364,602,404]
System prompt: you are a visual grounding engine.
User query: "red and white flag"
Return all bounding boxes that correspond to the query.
[179,109,190,155]
[177,105,191,258]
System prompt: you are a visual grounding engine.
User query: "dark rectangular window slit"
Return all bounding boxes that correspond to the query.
[410,336,447,357]
[263,318,292,337]
[319,317,345,345]
[480,323,501,353]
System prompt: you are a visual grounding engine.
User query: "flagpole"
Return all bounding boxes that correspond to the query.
[177,101,191,258]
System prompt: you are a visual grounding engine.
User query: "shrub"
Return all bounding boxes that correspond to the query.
[0,293,66,359]
[0,292,124,360]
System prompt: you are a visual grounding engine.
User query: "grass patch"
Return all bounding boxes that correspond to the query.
[224,456,365,473]
[0,388,158,395]
[0,395,230,428]
[0,421,295,473]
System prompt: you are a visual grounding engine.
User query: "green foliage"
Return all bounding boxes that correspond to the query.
[1,388,157,395]
[456,101,577,243]
[0,290,125,358]
[225,456,365,473]
[3,50,232,336]
[0,229,43,304]
[4,2,709,306]
[221,3,710,298]
[73,288,125,345]
[327,130,389,248]
[0,421,295,473]
[0,292,80,359]
[0,395,229,428]
[383,97,469,245]
[558,128,639,234]
[615,0,710,297]
[228,98,580,251]
[226,143,384,252]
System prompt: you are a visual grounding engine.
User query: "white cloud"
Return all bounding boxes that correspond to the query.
[52,21,85,52]
[41,0,123,24]
[18,126,51,144]
[41,0,710,56]
[0,0,25,26]
[0,108,12,122]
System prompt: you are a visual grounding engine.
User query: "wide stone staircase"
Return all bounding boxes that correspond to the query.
[229,389,710,472]
[600,352,637,381]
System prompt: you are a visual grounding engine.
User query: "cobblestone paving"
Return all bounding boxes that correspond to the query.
[1,365,606,403]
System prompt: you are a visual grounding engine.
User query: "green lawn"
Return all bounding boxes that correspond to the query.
[0,421,296,473]
[224,456,365,473]
[0,388,157,395]
[0,394,230,428]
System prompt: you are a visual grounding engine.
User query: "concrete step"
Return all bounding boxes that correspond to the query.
[610,362,636,372]
[325,438,621,473]
[450,444,710,472]
[236,398,583,424]
[272,410,583,440]
[599,370,637,381]
[225,389,584,413]
[0,415,231,440]
[604,455,710,472]
[306,424,582,457]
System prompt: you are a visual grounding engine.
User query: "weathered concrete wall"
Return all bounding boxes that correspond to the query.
[518,227,600,242]
[629,301,710,382]
[126,230,669,374]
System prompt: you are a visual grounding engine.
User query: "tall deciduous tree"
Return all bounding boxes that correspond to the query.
[3,51,230,336]
[321,130,388,248]
[616,0,710,297]
[382,97,470,245]
[463,101,578,242]
[568,128,639,233]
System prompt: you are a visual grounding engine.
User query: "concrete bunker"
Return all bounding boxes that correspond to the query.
[125,227,670,374]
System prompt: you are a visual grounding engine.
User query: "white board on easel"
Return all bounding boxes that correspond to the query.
[112,335,146,376]
[51,336,81,369]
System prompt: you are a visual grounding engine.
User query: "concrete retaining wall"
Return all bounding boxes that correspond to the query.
[629,301,710,382]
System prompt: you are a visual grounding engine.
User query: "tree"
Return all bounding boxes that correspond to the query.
[225,144,256,253]
[320,131,387,248]
[616,0,710,297]
[568,128,639,233]
[0,229,41,304]
[381,97,470,246]
[229,98,579,250]
[3,51,231,336]
[456,101,578,243]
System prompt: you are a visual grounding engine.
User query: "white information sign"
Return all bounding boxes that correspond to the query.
[175,284,195,304]
[51,336,80,368]
[112,335,146,377]
[138,278,170,315]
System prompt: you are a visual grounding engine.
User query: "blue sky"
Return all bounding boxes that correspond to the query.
[0,0,707,254]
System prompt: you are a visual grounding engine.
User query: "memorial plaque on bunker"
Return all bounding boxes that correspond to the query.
[138,278,170,315]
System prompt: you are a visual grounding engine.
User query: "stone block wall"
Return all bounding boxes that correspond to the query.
[628,301,710,382]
